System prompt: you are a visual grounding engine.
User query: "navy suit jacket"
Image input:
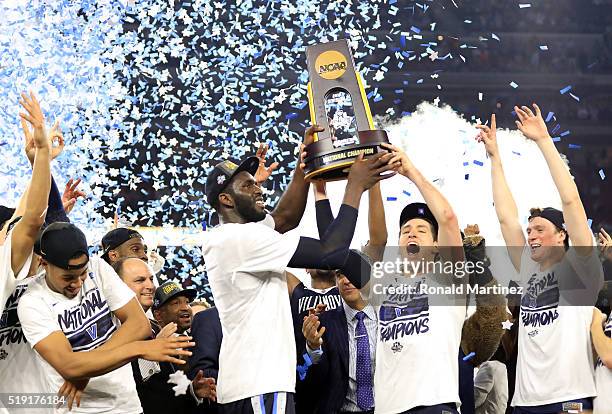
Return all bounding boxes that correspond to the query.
[187,307,223,414]
[302,305,351,414]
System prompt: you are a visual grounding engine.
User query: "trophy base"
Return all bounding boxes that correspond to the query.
[303,130,389,181]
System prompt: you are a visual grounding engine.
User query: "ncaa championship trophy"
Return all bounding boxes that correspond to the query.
[303,39,390,181]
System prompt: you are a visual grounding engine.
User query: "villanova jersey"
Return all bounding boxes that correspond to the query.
[290,282,341,335]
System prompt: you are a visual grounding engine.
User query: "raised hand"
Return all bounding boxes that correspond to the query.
[62,178,86,214]
[141,336,195,365]
[592,307,607,329]
[346,151,397,191]
[58,379,88,411]
[299,125,325,170]
[599,228,612,262]
[192,370,217,401]
[254,143,279,183]
[22,119,64,164]
[19,91,49,151]
[475,114,499,159]
[380,143,415,180]
[514,103,550,143]
[156,322,178,339]
[302,308,326,350]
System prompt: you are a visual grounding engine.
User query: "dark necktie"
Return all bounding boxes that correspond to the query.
[355,311,374,410]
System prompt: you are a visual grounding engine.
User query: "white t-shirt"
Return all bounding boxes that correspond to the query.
[17,256,142,414]
[0,230,33,315]
[202,215,300,404]
[594,312,612,414]
[374,274,466,413]
[512,247,603,407]
[0,276,51,414]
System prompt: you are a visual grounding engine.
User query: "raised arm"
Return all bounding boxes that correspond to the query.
[94,298,152,351]
[271,126,324,233]
[383,143,462,261]
[11,92,51,274]
[476,114,525,271]
[288,153,397,288]
[515,104,593,253]
[591,308,612,368]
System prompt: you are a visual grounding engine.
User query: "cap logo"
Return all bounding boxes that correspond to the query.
[162,283,180,295]
[217,175,226,185]
[225,161,238,170]
[418,208,425,215]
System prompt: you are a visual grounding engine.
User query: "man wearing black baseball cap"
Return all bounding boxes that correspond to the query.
[477,106,603,412]
[371,143,466,414]
[17,222,194,413]
[101,227,148,264]
[152,280,197,334]
[202,125,397,413]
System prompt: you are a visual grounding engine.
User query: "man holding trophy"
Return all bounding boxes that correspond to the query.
[202,40,398,412]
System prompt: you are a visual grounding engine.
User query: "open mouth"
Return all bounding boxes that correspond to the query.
[406,242,420,254]
[178,312,191,321]
[529,243,541,252]
[255,198,265,208]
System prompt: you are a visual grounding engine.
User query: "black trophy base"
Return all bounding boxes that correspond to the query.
[303,130,390,181]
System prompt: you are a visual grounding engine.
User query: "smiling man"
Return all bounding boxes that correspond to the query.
[152,280,196,334]
[202,125,397,414]
[112,257,156,313]
[101,228,148,265]
[477,105,604,413]
[16,222,194,413]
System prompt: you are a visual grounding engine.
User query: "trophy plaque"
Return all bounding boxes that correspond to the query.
[303,39,389,181]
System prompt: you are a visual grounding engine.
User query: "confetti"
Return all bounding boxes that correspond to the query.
[501,320,513,330]
[599,169,606,180]
[539,45,548,51]
[462,351,476,361]
[560,85,572,95]
[387,197,398,201]
[519,3,531,8]
[167,370,191,396]
[510,81,519,89]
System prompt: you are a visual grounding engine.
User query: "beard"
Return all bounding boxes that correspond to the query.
[234,193,267,223]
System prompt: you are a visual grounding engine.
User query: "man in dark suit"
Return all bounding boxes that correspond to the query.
[113,258,216,414]
[302,270,377,414]
[188,306,223,413]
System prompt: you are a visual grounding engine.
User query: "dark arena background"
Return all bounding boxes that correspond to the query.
[1,0,611,303]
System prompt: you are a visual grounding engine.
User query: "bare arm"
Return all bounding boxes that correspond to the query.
[94,298,152,351]
[271,126,324,234]
[367,183,387,246]
[286,271,302,296]
[12,93,51,274]
[476,114,525,271]
[591,308,612,369]
[33,332,194,381]
[515,104,593,254]
[383,143,462,261]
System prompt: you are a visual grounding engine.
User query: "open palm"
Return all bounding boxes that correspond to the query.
[514,103,550,142]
